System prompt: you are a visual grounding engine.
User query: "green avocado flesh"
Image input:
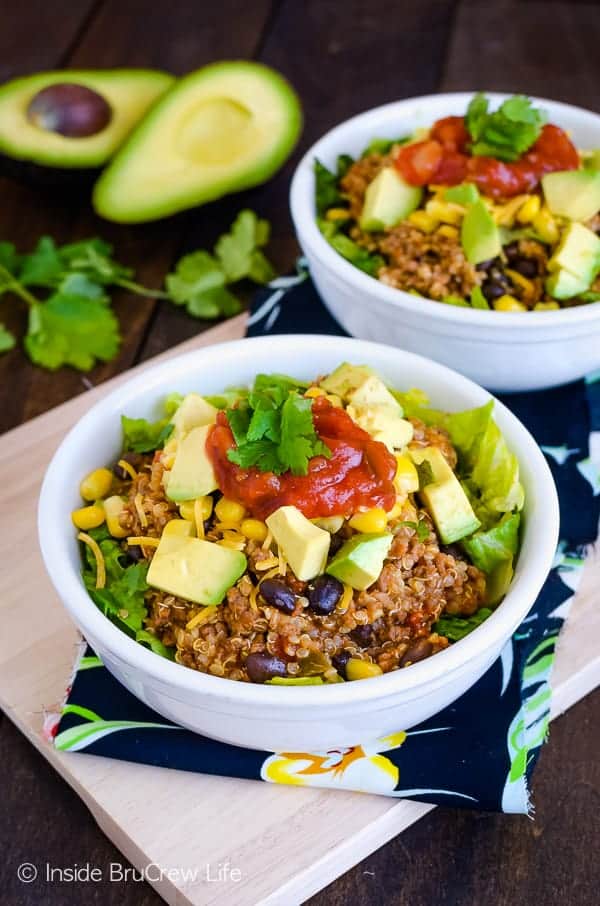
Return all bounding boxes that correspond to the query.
[326,532,393,590]
[542,169,600,222]
[93,61,302,223]
[147,534,246,606]
[0,69,173,168]
[460,198,501,265]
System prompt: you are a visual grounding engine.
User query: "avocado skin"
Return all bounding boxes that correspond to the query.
[93,61,303,223]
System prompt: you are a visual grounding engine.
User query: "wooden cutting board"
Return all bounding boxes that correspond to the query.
[1,315,599,906]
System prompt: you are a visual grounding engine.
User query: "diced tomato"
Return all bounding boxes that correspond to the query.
[432,151,468,186]
[430,115,469,152]
[395,139,443,185]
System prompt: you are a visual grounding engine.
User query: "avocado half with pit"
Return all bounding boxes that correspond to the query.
[93,61,303,223]
[0,69,174,169]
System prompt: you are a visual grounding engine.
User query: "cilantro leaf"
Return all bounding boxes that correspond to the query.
[215,209,275,284]
[58,237,133,285]
[279,394,329,475]
[0,241,20,275]
[434,607,493,642]
[165,250,242,319]
[121,414,173,453]
[19,236,64,287]
[465,93,547,162]
[0,322,16,353]
[398,519,430,541]
[225,375,331,475]
[24,292,121,370]
[58,272,109,300]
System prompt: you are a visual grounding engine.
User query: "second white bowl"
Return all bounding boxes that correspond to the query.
[290,92,600,392]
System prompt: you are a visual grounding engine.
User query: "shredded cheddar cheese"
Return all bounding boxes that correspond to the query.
[338,584,353,613]
[117,458,138,481]
[134,493,148,528]
[261,529,273,550]
[77,531,106,589]
[255,556,279,571]
[194,498,205,539]
[186,607,215,630]
[127,536,160,549]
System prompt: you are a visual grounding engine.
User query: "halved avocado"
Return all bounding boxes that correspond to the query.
[0,69,174,168]
[93,61,302,223]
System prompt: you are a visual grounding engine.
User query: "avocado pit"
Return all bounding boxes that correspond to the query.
[26,83,112,138]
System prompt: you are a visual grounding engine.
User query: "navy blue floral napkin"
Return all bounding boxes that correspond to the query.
[53,271,600,813]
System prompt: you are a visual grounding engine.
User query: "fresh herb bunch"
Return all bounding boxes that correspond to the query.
[0,209,275,371]
[225,374,331,476]
[465,93,547,162]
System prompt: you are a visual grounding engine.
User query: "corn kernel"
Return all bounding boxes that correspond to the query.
[103,495,128,538]
[215,497,246,524]
[532,207,560,243]
[304,386,326,398]
[79,467,113,502]
[346,658,383,681]
[325,207,350,222]
[408,210,438,233]
[240,518,269,542]
[196,495,214,520]
[394,455,419,494]
[437,224,459,239]
[163,519,194,537]
[71,504,105,531]
[178,501,194,521]
[425,199,464,225]
[493,195,528,227]
[516,194,541,224]
[349,507,388,534]
[387,497,407,520]
[493,294,528,312]
[534,301,560,311]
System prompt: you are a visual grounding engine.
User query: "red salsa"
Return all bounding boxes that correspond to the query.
[395,116,579,198]
[206,397,397,520]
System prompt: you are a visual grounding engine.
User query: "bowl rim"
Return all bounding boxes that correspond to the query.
[38,334,559,708]
[290,90,600,330]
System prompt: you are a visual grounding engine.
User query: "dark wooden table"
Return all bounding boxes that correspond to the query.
[2,2,599,904]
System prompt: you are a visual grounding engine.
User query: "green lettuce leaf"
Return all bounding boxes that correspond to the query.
[461,512,521,573]
[121,414,173,453]
[434,607,493,641]
[135,629,175,659]
[81,526,149,636]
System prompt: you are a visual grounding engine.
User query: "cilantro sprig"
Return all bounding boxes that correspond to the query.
[0,210,276,371]
[465,93,547,162]
[225,374,331,476]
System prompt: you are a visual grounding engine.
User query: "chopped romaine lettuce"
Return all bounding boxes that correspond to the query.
[434,607,493,641]
[461,512,521,573]
[121,414,173,453]
[81,526,149,636]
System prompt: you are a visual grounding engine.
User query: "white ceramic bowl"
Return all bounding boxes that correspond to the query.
[39,335,558,751]
[290,92,600,392]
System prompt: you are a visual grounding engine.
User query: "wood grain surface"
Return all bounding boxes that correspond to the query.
[0,1,598,904]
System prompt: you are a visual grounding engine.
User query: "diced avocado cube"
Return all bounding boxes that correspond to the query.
[547,222,600,284]
[360,166,422,231]
[542,170,600,222]
[409,446,481,544]
[460,198,502,265]
[545,269,590,300]
[326,532,393,590]
[147,534,246,605]
[265,505,331,581]
[170,392,217,439]
[320,363,375,399]
[443,183,479,205]
[162,518,195,537]
[347,402,414,451]
[346,374,401,410]
[166,424,218,502]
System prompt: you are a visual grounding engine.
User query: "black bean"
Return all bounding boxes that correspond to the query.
[119,544,144,567]
[475,258,495,272]
[481,279,507,301]
[328,533,345,556]
[259,578,296,614]
[246,652,287,683]
[113,451,144,480]
[307,575,344,615]
[399,639,434,668]
[439,542,465,560]
[350,624,373,647]
[332,650,351,679]
[504,241,520,262]
[511,256,538,278]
